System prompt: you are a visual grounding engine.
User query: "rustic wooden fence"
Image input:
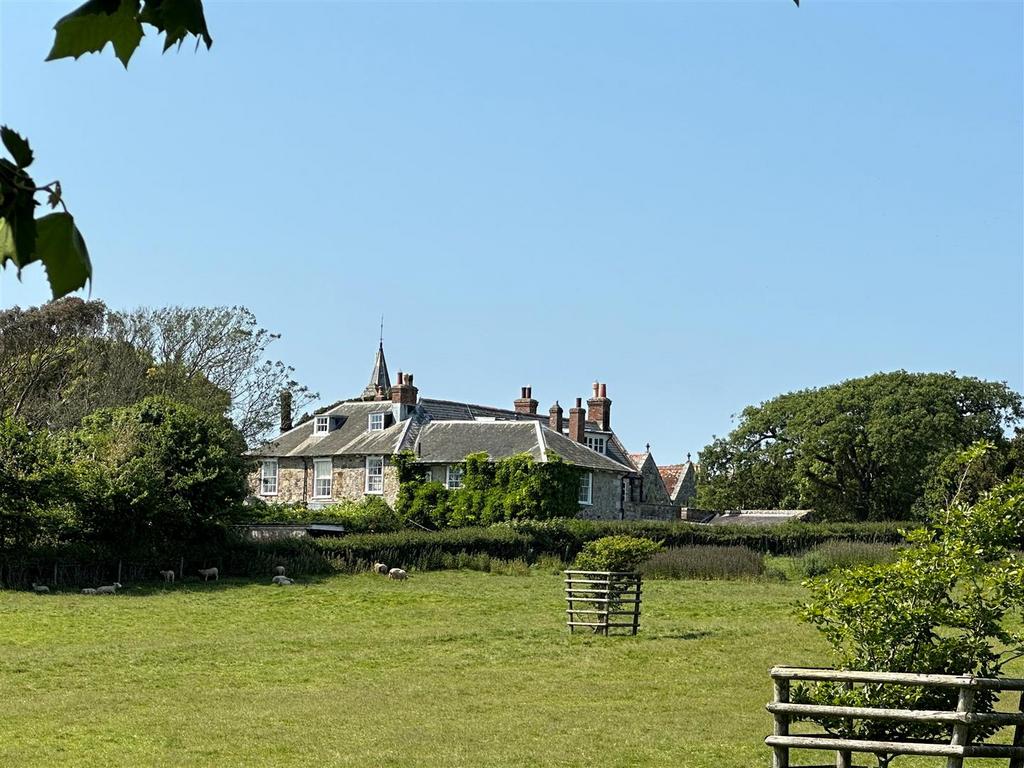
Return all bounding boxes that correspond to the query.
[765,666,1024,768]
[564,570,641,636]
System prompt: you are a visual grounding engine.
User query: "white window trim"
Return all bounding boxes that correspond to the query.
[585,435,607,455]
[313,457,333,499]
[446,465,464,490]
[365,455,384,495]
[368,413,385,431]
[578,472,593,505]
[260,459,278,496]
[313,415,330,435]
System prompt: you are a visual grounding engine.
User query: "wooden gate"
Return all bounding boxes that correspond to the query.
[564,570,641,636]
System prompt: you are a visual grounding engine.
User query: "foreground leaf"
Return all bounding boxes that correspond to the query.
[34,212,92,297]
[139,0,213,51]
[0,128,33,169]
[47,0,145,68]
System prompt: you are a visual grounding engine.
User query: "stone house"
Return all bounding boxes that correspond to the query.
[248,343,691,521]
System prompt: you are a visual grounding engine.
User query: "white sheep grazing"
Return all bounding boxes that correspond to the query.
[95,582,122,595]
[387,568,407,581]
[31,582,49,594]
[159,570,175,583]
[372,562,389,575]
[271,575,293,586]
[198,567,219,581]
[81,588,97,595]
[274,565,286,576]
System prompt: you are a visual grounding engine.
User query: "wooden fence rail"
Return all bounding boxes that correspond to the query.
[765,666,1024,768]
[564,570,641,636]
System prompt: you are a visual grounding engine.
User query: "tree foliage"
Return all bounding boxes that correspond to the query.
[572,535,661,572]
[696,371,1023,521]
[0,300,312,444]
[796,445,1024,767]
[68,396,248,552]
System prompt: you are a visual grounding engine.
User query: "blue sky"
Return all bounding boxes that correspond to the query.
[1,0,1021,461]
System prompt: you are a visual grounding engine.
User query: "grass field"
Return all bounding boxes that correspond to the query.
[0,570,988,767]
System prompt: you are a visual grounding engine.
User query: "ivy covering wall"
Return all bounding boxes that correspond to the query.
[393,451,582,529]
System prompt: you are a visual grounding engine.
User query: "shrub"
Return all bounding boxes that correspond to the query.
[251,497,403,532]
[572,535,661,572]
[639,546,765,580]
[798,541,896,578]
[68,396,249,553]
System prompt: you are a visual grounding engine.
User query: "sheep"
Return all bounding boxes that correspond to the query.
[274,565,286,576]
[372,562,389,575]
[95,582,122,595]
[271,575,294,586]
[159,570,175,583]
[31,582,49,594]
[198,567,219,581]
[387,568,407,581]
[81,588,97,595]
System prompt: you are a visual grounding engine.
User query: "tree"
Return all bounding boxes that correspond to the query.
[107,305,316,445]
[0,417,78,551]
[696,371,1023,521]
[69,396,248,552]
[796,446,1024,767]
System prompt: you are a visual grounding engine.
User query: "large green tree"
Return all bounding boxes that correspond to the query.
[696,371,1023,521]
[69,396,248,552]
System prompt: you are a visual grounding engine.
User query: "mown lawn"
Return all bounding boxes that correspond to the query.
[0,570,960,767]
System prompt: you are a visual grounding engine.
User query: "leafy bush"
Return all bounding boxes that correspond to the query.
[572,535,661,572]
[249,497,403,532]
[639,546,765,580]
[67,396,249,553]
[798,541,896,578]
[797,449,1024,767]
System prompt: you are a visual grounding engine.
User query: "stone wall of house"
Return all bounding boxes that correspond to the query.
[577,470,624,520]
[249,455,399,507]
[638,457,671,504]
[622,502,678,522]
[675,467,697,505]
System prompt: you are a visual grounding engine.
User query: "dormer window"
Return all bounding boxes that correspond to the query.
[368,413,385,431]
[586,435,607,455]
[314,416,330,435]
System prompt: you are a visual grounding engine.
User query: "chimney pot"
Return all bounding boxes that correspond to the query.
[592,382,600,397]
[599,383,607,398]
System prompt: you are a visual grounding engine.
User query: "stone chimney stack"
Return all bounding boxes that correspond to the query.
[587,381,611,432]
[548,401,563,433]
[280,390,293,433]
[569,397,585,443]
[392,371,418,406]
[514,386,539,415]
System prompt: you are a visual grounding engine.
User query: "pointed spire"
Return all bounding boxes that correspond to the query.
[361,335,392,400]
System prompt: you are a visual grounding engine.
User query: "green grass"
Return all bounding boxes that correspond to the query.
[0,571,992,767]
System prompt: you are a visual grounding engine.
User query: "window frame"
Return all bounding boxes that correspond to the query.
[585,435,607,455]
[260,458,278,496]
[446,464,464,490]
[313,415,330,435]
[578,471,593,505]
[313,457,333,499]
[365,455,385,495]
[368,412,385,432]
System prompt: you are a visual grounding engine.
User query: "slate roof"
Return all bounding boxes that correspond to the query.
[413,420,634,473]
[252,401,404,457]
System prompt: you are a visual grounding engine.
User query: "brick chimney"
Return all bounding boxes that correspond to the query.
[568,397,585,443]
[587,381,611,432]
[549,401,563,433]
[392,371,418,406]
[514,386,538,415]
[280,390,293,433]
